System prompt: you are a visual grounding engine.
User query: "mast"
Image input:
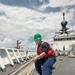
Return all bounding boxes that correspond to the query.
[15,40,21,49]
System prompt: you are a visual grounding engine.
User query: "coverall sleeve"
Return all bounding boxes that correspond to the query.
[42,42,49,54]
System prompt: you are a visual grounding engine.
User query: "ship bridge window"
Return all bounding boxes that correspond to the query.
[58,39,61,41]
[54,39,57,41]
[54,39,58,41]
[62,38,67,40]
[67,38,69,40]
[58,39,60,41]
[67,38,71,40]
[54,37,75,41]
[72,37,75,40]
[59,38,63,41]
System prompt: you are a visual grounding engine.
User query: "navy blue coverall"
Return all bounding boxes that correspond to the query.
[35,42,56,75]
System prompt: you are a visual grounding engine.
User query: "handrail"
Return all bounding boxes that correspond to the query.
[0,47,36,71]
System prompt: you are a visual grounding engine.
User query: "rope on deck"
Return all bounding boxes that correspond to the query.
[8,60,35,75]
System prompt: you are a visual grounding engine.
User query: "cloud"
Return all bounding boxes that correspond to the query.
[0,0,50,7]
[0,0,75,50]
[38,0,75,12]
[50,0,75,7]
[0,4,47,48]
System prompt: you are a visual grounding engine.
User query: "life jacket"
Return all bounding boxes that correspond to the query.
[38,43,55,58]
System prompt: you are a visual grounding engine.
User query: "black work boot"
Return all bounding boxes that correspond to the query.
[50,70,52,74]
[39,72,42,75]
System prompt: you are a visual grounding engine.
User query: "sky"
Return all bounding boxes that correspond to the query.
[0,0,75,50]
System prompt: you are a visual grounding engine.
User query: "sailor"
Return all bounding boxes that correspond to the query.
[32,33,56,75]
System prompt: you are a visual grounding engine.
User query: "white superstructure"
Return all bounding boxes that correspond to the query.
[53,13,75,53]
[53,34,75,51]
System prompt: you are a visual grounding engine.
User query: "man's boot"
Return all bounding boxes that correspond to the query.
[39,72,42,75]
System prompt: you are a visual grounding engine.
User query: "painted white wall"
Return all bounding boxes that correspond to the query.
[53,40,75,51]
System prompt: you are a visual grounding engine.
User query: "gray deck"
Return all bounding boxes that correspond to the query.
[33,56,75,75]
[0,56,75,75]
[0,60,29,75]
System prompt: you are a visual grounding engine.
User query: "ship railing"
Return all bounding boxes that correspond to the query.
[55,50,70,56]
[0,47,36,71]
